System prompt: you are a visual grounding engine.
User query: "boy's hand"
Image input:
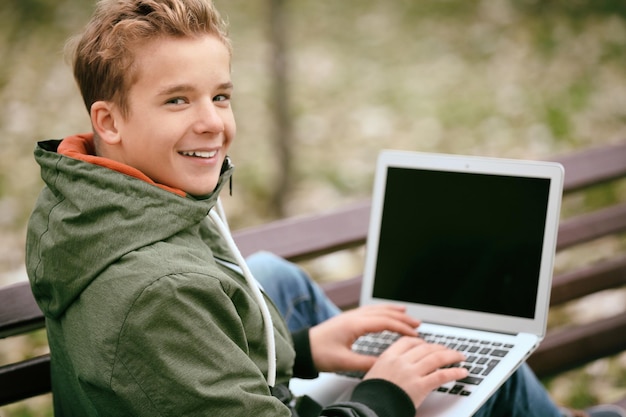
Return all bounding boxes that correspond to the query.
[308,304,420,373]
[364,337,468,409]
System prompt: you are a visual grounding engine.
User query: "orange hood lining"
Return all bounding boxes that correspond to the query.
[58,133,187,197]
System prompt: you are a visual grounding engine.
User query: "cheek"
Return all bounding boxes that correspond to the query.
[225,117,237,144]
[125,128,173,163]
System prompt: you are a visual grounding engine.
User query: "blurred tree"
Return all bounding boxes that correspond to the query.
[268,0,293,217]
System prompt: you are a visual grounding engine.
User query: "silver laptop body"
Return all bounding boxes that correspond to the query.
[358,150,564,416]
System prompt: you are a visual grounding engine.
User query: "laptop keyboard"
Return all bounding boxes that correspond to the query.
[341,330,514,396]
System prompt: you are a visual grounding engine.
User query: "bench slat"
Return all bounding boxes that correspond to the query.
[528,313,626,378]
[550,256,626,306]
[321,276,362,309]
[557,203,626,250]
[553,142,626,192]
[0,282,45,339]
[0,355,51,406]
[235,201,371,261]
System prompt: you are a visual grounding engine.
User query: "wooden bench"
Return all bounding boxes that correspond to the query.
[2,142,626,408]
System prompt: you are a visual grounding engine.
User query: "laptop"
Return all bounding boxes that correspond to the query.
[290,150,564,416]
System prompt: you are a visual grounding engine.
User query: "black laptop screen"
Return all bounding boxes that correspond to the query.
[372,167,551,319]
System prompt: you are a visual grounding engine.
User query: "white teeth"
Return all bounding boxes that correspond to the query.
[181,150,217,158]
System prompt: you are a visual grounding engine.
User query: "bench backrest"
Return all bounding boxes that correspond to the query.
[1,142,625,406]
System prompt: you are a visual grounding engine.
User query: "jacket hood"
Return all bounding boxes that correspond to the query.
[26,136,234,318]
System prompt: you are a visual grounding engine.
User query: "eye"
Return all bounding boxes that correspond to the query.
[165,97,188,105]
[213,94,231,103]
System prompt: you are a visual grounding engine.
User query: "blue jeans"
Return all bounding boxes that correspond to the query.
[247,251,563,417]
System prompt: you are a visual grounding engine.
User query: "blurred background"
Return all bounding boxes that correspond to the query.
[1,0,625,415]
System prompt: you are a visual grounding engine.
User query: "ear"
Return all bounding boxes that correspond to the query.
[91,101,121,145]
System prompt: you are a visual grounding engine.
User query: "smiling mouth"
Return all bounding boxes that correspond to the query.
[179,150,218,158]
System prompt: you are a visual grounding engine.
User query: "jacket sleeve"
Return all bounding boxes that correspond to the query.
[292,328,319,379]
[277,379,415,417]
[321,379,415,417]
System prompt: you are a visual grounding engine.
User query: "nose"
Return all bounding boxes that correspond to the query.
[194,99,225,134]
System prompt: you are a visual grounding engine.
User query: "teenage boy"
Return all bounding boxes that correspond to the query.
[25,1,625,416]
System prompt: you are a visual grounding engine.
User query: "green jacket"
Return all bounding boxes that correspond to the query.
[26,137,414,417]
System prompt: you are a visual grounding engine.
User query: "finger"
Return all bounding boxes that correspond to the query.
[358,303,406,312]
[421,366,469,392]
[356,305,421,326]
[349,318,418,339]
[349,308,420,334]
[380,319,420,337]
[380,336,425,356]
[406,345,466,375]
[341,351,378,372]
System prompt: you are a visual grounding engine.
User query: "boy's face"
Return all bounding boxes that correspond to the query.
[100,34,235,197]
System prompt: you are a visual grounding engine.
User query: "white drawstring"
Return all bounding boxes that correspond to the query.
[214,197,230,230]
[208,199,277,387]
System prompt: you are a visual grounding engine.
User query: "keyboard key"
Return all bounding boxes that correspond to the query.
[457,376,483,385]
[483,365,497,376]
[449,385,464,395]
[470,366,484,375]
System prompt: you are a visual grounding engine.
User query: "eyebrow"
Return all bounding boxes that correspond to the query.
[157,82,233,96]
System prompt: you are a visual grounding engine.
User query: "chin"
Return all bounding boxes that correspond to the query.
[187,184,219,198]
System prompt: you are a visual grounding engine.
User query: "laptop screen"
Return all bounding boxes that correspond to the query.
[372,167,551,319]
